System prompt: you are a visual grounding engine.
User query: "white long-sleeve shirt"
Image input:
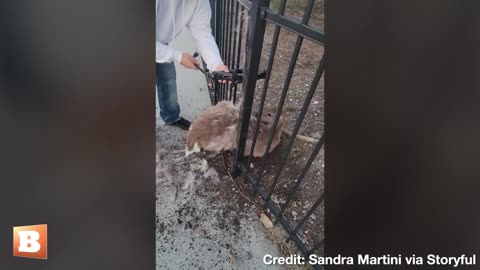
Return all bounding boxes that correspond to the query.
[156,0,224,71]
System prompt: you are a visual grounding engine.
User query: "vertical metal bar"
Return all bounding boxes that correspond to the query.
[231,0,270,177]
[227,83,230,102]
[291,192,324,237]
[226,1,236,101]
[246,0,287,172]
[209,0,215,35]
[218,0,223,103]
[217,0,222,56]
[227,0,233,101]
[231,1,240,70]
[244,9,251,69]
[222,4,227,102]
[212,0,221,104]
[214,81,218,104]
[229,1,240,102]
[236,5,245,70]
[257,0,316,182]
[226,0,233,68]
[222,0,229,101]
[226,0,232,101]
[223,0,231,101]
[233,4,246,104]
[233,84,238,104]
[218,0,222,102]
[266,57,324,199]
[276,131,325,223]
[223,0,232,100]
[216,0,223,102]
[216,0,219,40]
[303,0,316,25]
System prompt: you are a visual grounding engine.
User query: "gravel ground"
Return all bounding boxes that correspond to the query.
[156,125,283,270]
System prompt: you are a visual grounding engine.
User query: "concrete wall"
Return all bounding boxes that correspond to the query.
[156,30,211,126]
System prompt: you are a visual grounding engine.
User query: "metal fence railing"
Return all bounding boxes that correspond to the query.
[207,0,251,104]
[208,1,325,269]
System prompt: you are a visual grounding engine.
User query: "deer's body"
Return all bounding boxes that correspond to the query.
[186,101,239,156]
[186,100,298,157]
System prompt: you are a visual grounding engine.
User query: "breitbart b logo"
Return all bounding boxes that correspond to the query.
[13,224,48,259]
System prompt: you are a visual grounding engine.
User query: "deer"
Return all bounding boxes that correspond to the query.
[185,100,300,157]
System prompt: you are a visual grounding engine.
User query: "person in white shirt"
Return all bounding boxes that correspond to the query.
[156,0,229,130]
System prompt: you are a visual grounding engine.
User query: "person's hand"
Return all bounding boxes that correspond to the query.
[180,52,199,70]
[214,64,229,84]
[214,64,229,72]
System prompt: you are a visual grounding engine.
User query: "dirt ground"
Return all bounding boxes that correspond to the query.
[156,125,284,270]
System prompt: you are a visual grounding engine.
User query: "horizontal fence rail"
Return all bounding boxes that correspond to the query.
[261,8,325,45]
[209,1,325,269]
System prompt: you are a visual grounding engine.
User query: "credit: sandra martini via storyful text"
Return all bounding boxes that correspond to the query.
[263,254,477,267]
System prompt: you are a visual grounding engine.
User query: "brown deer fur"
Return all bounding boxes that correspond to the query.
[185,101,239,156]
[186,100,299,157]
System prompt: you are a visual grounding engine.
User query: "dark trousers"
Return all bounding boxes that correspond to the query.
[156,62,180,124]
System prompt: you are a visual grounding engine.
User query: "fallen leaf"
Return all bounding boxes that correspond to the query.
[259,213,274,229]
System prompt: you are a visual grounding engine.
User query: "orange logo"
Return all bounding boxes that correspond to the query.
[13,224,48,259]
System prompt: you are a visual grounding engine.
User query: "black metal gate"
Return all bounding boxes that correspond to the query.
[208,1,325,269]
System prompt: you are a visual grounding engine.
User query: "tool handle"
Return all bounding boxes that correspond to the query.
[211,71,233,80]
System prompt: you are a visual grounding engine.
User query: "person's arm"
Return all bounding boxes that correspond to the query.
[187,0,227,72]
[156,41,183,64]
